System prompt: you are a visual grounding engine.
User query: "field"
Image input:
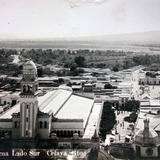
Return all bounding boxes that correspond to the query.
[0,40,160,54]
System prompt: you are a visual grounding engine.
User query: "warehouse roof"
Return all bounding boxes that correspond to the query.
[0,89,94,129]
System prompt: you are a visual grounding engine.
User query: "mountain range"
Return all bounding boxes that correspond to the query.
[0,31,160,49]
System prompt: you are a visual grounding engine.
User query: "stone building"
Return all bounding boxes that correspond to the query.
[134,119,160,159]
[0,60,103,149]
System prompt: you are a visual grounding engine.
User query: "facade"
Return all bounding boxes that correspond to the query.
[0,60,103,148]
[140,99,160,113]
[140,90,160,113]
[139,76,160,85]
[134,119,160,159]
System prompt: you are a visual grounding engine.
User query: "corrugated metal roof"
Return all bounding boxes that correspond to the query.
[56,94,94,128]
[83,103,102,139]
[0,89,94,129]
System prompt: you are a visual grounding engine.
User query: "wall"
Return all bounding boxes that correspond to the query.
[140,146,158,157]
[37,117,50,139]
[0,121,12,129]
[52,121,83,130]
[12,117,20,139]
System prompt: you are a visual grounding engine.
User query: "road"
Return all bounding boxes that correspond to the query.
[114,111,132,143]
[125,66,144,100]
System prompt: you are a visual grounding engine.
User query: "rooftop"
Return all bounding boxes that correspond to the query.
[135,111,160,134]
[56,94,94,128]
[0,89,94,128]
[83,103,102,139]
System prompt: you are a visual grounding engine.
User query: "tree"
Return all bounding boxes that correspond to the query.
[100,102,116,140]
[112,66,119,72]
[74,56,86,67]
[37,67,43,77]
[124,112,138,123]
[96,63,106,68]
[70,63,77,72]
[104,83,117,89]
[69,63,79,76]
[124,100,140,112]
[146,72,156,78]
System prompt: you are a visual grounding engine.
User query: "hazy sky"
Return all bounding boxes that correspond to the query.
[0,0,160,39]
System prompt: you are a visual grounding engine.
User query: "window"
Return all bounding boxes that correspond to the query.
[36,84,38,91]
[44,121,47,128]
[26,130,28,136]
[4,101,6,105]
[14,121,17,128]
[26,118,29,122]
[39,121,43,128]
[26,105,29,109]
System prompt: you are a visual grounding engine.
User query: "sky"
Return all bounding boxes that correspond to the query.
[0,0,160,40]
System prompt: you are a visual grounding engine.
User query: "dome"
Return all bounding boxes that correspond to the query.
[136,128,158,139]
[23,60,37,75]
[135,119,159,145]
[23,60,37,70]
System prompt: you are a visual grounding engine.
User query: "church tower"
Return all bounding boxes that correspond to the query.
[20,60,39,138]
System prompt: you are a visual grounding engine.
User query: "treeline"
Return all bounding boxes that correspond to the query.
[118,100,140,112]
[99,102,116,140]
[112,54,160,71]
[0,49,18,63]
[1,48,160,72]
[133,54,160,66]
[20,49,133,72]
[21,49,127,67]
[21,49,160,70]
[0,49,20,75]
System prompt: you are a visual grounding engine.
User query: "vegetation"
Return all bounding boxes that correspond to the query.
[120,100,140,112]
[104,83,117,89]
[20,49,132,70]
[0,49,18,63]
[133,54,160,66]
[146,71,157,78]
[2,48,160,77]
[100,102,116,140]
[74,56,86,67]
[124,112,138,123]
[112,66,119,72]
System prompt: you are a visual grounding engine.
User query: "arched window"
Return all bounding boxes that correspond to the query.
[23,85,26,93]
[71,131,73,136]
[14,121,17,128]
[44,121,47,128]
[26,130,28,136]
[26,118,29,122]
[36,84,38,91]
[39,121,43,128]
[63,130,66,137]
[57,130,60,137]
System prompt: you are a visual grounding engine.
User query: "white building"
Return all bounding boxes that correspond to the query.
[0,60,103,141]
[134,113,160,159]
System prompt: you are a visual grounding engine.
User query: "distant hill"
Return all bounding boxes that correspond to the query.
[77,31,160,44]
[0,31,160,49]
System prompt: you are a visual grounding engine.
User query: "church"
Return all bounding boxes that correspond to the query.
[134,117,160,159]
[0,60,103,148]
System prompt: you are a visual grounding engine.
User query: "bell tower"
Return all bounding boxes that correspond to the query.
[20,59,39,138]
